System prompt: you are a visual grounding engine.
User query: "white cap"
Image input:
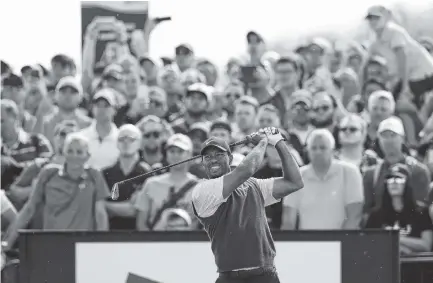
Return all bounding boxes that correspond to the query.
[378,116,405,136]
[166,134,193,151]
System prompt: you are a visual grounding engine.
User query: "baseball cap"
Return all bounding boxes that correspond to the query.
[118,124,141,140]
[367,55,387,66]
[386,164,410,179]
[21,65,43,78]
[291,89,313,107]
[102,64,123,80]
[189,122,210,135]
[246,31,264,44]
[237,95,259,109]
[2,74,24,88]
[200,137,231,155]
[308,37,331,53]
[370,90,394,103]
[166,134,193,151]
[93,88,117,106]
[378,116,405,136]
[56,76,82,93]
[139,55,162,68]
[186,83,213,103]
[366,5,389,18]
[210,120,232,133]
[175,43,194,55]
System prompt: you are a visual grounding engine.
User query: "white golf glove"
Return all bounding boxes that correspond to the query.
[261,127,284,146]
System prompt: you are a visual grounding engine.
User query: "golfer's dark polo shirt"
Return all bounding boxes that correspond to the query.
[103,160,152,230]
[192,176,277,272]
[31,164,109,230]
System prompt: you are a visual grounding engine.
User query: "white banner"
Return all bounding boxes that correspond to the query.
[75,241,341,283]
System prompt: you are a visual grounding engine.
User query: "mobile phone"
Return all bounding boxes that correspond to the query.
[240,66,257,84]
[155,16,172,24]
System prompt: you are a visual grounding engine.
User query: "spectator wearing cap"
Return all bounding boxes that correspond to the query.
[287,90,314,146]
[366,5,433,112]
[19,65,44,88]
[363,116,431,217]
[221,81,245,123]
[1,99,53,190]
[303,37,335,94]
[153,208,193,231]
[268,55,302,126]
[4,133,110,249]
[346,42,367,77]
[1,74,36,133]
[246,31,266,66]
[139,56,161,87]
[42,76,92,144]
[157,66,185,117]
[188,122,210,179]
[180,68,206,92]
[329,48,344,74]
[175,43,195,73]
[333,67,361,107]
[196,58,219,87]
[136,115,173,169]
[363,55,389,84]
[135,134,198,230]
[247,64,275,105]
[365,164,433,254]
[232,96,259,144]
[103,124,152,230]
[50,54,76,84]
[9,120,79,210]
[283,129,364,230]
[1,60,12,79]
[171,83,212,135]
[78,89,119,170]
[419,36,433,57]
[100,64,127,105]
[144,86,169,121]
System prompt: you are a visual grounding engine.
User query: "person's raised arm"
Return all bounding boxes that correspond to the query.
[222,136,268,199]
[82,18,100,94]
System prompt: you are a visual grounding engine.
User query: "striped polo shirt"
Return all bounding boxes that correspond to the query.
[192,177,277,272]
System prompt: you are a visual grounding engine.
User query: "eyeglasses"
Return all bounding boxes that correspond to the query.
[339,127,359,133]
[292,104,310,111]
[313,105,330,112]
[386,178,406,185]
[143,131,161,139]
[203,152,227,162]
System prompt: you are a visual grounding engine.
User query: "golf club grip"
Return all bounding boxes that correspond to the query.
[110,134,256,200]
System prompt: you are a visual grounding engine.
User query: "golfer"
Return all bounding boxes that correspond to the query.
[192,127,304,283]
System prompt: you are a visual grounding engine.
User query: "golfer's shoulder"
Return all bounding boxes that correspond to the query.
[192,177,224,202]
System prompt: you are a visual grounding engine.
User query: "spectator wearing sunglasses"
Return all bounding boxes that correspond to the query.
[221,81,245,123]
[310,91,338,133]
[336,114,379,173]
[136,115,173,169]
[9,120,79,210]
[103,124,151,230]
[365,164,433,255]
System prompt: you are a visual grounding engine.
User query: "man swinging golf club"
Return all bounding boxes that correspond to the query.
[192,127,304,283]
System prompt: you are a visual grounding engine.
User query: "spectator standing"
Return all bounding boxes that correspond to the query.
[42,76,92,144]
[188,122,210,179]
[153,208,193,231]
[145,86,169,121]
[221,81,245,123]
[363,117,431,216]
[174,44,195,73]
[282,129,364,230]
[1,74,36,133]
[196,58,219,87]
[139,56,160,87]
[232,96,259,142]
[287,90,314,146]
[158,66,185,119]
[365,164,433,254]
[246,31,266,66]
[248,64,274,105]
[50,54,76,86]
[79,89,119,170]
[180,68,206,91]
[103,124,151,230]
[135,134,198,230]
[1,100,53,190]
[171,83,212,135]
[4,134,109,250]
[310,91,338,132]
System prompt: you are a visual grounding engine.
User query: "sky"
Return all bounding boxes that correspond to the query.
[0,0,429,71]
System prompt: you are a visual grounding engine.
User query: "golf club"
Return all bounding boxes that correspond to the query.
[110,132,262,200]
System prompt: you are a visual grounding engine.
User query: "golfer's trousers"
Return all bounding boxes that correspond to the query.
[216,267,280,283]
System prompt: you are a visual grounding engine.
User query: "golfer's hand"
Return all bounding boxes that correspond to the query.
[262,127,284,146]
[248,130,268,146]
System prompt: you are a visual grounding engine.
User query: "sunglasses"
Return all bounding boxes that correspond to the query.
[313,105,330,112]
[339,127,359,133]
[292,103,310,111]
[225,92,241,99]
[143,131,161,139]
[118,136,138,142]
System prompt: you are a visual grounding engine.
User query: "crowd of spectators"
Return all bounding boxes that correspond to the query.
[2,4,433,264]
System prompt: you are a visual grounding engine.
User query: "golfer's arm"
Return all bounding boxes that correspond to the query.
[400,232,433,253]
[281,206,297,230]
[5,197,39,247]
[223,139,268,199]
[272,141,304,199]
[105,201,136,217]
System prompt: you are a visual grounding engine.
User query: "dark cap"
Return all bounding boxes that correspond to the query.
[102,64,123,80]
[386,164,410,179]
[210,120,232,133]
[2,74,24,88]
[200,137,231,155]
[247,31,264,44]
[175,43,194,55]
[367,55,387,66]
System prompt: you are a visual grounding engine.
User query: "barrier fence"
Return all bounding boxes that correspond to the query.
[18,230,404,283]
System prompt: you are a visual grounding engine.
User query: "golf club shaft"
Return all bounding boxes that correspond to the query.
[110,136,253,200]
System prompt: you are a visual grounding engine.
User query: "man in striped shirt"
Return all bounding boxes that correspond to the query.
[192,127,304,283]
[1,99,52,190]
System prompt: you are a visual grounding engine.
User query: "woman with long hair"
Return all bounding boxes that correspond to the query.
[366,164,433,255]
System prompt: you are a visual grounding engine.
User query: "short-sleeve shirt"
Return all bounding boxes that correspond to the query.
[192,176,277,218]
[135,173,198,227]
[284,160,364,229]
[366,207,433,238]
[30,164,109,230]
